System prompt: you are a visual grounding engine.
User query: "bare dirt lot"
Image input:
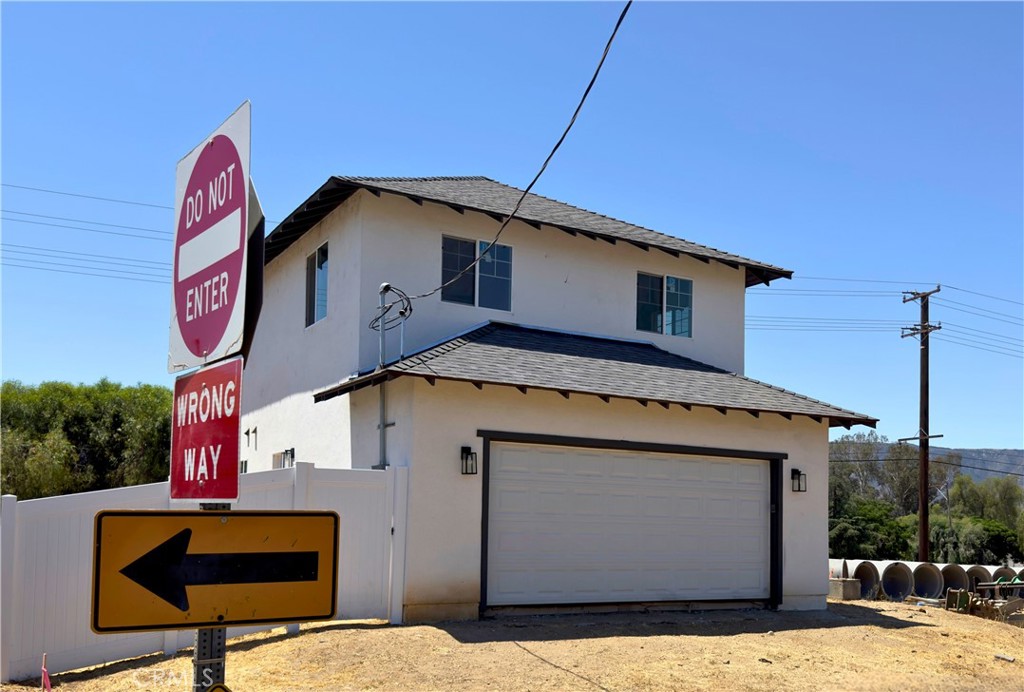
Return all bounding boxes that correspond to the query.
[4,600,1022,691]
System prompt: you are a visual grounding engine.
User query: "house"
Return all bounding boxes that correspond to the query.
[240,175,875,621]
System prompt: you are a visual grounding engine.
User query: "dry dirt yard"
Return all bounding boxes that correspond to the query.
[4,599,1022,691]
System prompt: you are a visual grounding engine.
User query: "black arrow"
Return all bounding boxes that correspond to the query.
[119,528,319,612]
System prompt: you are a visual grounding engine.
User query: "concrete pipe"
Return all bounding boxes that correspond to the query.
[905,562,944,599]
[989,565,1018,582]
[936,563,969,593]
[828,559,848,578]
[845,560,880,599]
[870,561,914,601]
[965,565,991,591]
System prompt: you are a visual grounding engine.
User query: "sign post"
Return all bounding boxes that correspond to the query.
[163,101,264,691]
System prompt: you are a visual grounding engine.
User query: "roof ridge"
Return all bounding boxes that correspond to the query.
[335,175,490,183]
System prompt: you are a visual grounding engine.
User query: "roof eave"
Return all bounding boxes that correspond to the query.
[265,177,794,284]
[312,369,877,429]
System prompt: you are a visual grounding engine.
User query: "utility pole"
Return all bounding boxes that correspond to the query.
[900,285,942,562]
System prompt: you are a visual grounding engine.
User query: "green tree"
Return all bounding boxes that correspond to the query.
[1,379,171,498]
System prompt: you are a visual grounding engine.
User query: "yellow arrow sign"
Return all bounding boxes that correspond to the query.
[92,510,339,634]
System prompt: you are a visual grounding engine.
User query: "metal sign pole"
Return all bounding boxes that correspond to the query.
[194,502,229,691]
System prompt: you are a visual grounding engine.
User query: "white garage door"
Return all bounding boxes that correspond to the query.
[487,442,770,606]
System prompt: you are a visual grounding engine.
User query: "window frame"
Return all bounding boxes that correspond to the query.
[635,271,693,338]
[305,242,329,328]
[440,235,513,312]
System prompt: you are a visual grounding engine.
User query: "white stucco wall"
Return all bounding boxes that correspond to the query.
[239,198,365,471]
[353,377,830,621]
[356,191,748,375]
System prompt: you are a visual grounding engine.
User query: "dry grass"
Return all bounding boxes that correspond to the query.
[4,600,1022,691]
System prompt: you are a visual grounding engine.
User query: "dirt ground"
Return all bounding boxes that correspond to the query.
[4,599,1022,691]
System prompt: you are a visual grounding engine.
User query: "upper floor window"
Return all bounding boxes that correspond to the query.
[636,272,692,337]
[441,236,512,311]
[305,242,328,327]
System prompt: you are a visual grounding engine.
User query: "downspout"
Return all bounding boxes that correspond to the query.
[374,283,390,470]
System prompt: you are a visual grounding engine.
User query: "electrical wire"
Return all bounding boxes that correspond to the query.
[828,457,1024,479]
[933,335,1023,359]
[2,209,170,234]
[945,284,1024,307]
[3,244,171,269]
[2,216,173,242]
[932,297,1023,323]
[1,182,173,209]
[2,261,170,285]
[368,0,633,333]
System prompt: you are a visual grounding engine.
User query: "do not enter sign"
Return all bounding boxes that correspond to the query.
[169,103,251,372]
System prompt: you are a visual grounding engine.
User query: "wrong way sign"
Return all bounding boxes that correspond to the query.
[169,102,251,372]
[170,356,242,501]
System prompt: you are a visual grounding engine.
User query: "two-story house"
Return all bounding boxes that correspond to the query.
[240,176,875,621]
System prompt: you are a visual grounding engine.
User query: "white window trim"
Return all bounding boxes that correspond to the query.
[441,235,514,312]
[305,241,329,329]
[636,271,694,338]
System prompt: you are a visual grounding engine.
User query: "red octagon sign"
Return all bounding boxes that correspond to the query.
[174,136,246,358]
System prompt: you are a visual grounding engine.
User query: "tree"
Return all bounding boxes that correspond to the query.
[1,379,172,499]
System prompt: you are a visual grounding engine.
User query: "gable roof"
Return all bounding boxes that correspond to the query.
[314,322,876,430]
[264,176,792,287]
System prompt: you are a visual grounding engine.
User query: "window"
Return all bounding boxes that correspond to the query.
[305,243,328,327]
[441,236,512,311]
[636,272,692,337]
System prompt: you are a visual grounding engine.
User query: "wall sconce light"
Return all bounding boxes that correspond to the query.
[791,468,807,492]
[460,446,478,475]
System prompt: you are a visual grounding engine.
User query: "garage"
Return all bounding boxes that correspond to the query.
[483,436,781,608]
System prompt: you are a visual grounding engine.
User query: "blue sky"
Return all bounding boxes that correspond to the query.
[2,2,1021,450]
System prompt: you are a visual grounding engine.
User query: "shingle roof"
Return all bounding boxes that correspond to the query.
[265,176,792,287]
[314,322,876,429]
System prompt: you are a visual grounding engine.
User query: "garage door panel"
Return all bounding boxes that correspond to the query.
[488,442,770,606]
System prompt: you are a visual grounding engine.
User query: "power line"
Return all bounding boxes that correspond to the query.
[3,243,171,267]
[933,335,1023,359]
[1,182,173,210]
[2,261,170,285]
[797,276,935,286]
[941,323,1023,346]
[383,0,633,316]
[829,457,1024,479]
[2,209,170,234]
[2,217,173,242]
[930,300,1024,326]
[945,284,1024,307]
[4,245,167,272]
[932,297,1023,322]
[3,256,168,279]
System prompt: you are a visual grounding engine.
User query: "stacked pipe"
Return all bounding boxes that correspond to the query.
[828,559,1024,600]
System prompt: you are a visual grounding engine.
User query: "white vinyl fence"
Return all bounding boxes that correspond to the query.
[0,463,408,683]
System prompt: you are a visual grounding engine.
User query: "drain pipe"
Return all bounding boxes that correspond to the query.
[870,560,914,601]
[374,283,390,470]
[906,562,944,599]
[965,565,992,591]
[988,565,1018,582]
[846,559,880,599]
[936,563,969,593]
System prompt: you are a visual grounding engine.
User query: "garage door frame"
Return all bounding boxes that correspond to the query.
[477,430,786,613]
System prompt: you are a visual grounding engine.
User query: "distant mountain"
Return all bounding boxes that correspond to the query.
[928,447,1023,484]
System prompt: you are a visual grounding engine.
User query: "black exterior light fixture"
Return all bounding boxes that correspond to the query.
[460,446,478,475]
[791,468,807,492]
